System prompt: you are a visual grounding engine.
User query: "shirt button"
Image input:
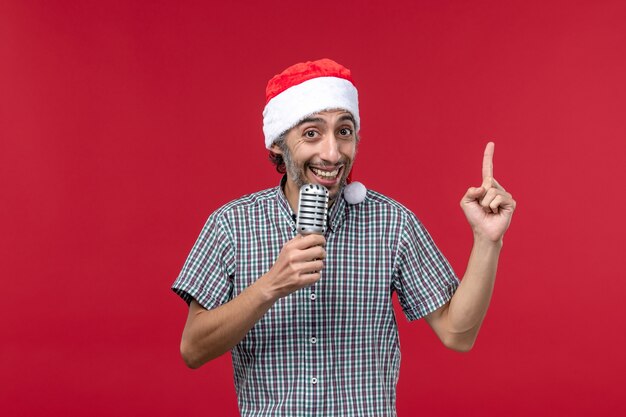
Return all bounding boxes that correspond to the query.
[310,293,316,301]
[311,377,318,385]
[310,337,317,344]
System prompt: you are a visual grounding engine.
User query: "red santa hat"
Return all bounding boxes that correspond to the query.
[263,58,360,149]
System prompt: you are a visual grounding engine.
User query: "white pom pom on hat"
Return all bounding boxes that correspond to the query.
[344,181,367,205]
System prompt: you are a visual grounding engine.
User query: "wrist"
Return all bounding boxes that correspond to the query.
[247,276,278,306]
[472,232,503,250]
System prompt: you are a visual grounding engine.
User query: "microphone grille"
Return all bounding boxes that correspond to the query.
[296,184,329,235]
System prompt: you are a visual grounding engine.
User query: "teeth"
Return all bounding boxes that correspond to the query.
[311,167,339,179]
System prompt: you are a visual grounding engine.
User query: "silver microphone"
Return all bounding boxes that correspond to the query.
[296,184,329,235]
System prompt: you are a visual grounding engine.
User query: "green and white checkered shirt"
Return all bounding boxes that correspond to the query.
[172,179,459,416]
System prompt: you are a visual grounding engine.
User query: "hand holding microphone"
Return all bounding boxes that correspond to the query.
[260,184,329,300]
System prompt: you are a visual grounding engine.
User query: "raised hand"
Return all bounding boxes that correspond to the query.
[460,142,516,243]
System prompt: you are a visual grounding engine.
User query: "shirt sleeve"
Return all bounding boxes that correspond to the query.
[171,212,236,310]
[393,212,460,321]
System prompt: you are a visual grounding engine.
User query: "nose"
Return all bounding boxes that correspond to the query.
[318,133,340,164]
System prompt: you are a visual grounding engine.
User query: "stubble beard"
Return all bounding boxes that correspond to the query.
[279,141,352,203]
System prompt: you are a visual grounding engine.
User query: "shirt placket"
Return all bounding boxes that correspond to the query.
[277,182,349,415]
[308,278,319,415]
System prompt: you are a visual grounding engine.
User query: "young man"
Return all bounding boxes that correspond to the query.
[172,59,516,416]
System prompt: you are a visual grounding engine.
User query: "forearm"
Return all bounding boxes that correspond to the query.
[179,233,325,368]
[430,141,515,351]
[180,278,276,368]
[442,236,502,349]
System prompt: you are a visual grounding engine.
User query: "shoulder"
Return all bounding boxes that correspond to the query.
[359,189,417,220]
[195,186,278,241]
[210,186,278,221]
[352,189,429,236]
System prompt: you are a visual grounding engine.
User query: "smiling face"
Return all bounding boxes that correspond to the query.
[271,109,358,211]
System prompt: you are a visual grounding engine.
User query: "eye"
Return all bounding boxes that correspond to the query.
[304,130,319,139]
[338,127,353,137]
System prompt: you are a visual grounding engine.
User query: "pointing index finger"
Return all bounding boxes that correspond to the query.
[482,141,495,183]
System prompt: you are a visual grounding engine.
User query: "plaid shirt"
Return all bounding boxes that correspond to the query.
[172,179,459,417]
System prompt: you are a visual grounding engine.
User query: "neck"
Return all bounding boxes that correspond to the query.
[283,177,300,213]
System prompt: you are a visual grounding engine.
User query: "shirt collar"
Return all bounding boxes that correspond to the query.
[327,187,347,233]
[276,175,296,227]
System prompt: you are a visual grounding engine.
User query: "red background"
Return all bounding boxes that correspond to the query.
[2,1,625,416]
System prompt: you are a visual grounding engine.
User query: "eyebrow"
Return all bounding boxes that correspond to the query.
[295,114,356,127]
[296,117,325,127]
[338,114,356,125]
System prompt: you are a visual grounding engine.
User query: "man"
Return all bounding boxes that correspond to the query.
[172,59,516,416]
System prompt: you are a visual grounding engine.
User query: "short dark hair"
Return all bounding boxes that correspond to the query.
[268,132,287,174]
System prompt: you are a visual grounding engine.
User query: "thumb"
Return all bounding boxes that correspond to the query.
[462,186,485,203]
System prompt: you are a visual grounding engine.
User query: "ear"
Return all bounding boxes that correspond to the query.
[270,142,283,155]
